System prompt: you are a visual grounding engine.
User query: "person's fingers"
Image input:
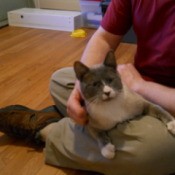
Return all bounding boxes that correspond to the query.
[67,88,88,125]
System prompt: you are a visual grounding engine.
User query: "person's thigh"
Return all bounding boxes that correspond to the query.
[44,116,175,175]
[50,67,75,116]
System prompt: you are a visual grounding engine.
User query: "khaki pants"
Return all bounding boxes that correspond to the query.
[44,67,175,175]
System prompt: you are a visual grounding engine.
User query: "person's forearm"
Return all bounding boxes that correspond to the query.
[137,81,175,116]
[81,26,122,66]
[118,64,175,117]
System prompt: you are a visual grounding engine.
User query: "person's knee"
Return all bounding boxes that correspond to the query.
[49,67,75,116]
[50,68,64,96]
[50,67,72,92]
[51,67,69,83]
[50,67,75,86]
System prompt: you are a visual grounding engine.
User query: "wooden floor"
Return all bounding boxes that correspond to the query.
[0,26,136,175]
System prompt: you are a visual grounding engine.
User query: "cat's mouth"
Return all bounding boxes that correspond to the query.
[102,93,116,101]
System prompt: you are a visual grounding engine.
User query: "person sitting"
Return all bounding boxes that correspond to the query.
[0,0,175,174]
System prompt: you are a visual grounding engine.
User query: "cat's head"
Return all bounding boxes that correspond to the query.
[74,51,123,102]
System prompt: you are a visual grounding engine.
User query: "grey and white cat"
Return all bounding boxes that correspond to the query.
[73,51,175,159]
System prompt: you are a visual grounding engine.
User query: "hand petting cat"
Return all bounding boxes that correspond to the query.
[117,63,144,93]
[118,63,175,117]
[67,82,88,125]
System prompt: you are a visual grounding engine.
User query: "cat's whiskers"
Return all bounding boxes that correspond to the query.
[85,96,101,107]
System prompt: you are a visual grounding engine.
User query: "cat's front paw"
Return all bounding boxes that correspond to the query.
[167,120,175,135]
[101,143,115,159]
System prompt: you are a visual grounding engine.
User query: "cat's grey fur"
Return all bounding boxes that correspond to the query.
[74,51,175,159]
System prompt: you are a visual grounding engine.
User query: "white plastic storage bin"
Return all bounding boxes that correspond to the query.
[8,8,83,31]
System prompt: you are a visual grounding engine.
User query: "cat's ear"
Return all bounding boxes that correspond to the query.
[74,61,89,80]
[104,51,117,69]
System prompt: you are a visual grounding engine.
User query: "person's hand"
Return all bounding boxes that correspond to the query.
[117,63,145,92]
[67,83,88,125]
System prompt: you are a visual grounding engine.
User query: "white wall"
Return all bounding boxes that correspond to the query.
[34,0,81,11]
[0,0,34,27]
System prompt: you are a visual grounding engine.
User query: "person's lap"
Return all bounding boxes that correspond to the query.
[45,67,175,175]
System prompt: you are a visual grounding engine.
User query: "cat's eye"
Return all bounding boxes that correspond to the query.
[106,78,113,84]
[93,81,101,87]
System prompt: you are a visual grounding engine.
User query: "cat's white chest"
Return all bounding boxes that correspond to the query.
[86,88,145,130]
[86,98,125,130]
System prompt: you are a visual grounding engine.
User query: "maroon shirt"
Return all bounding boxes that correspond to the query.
[101,0,175,87]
